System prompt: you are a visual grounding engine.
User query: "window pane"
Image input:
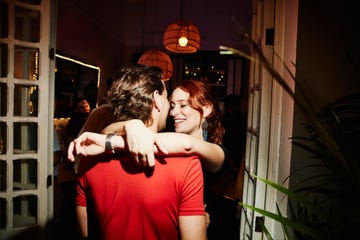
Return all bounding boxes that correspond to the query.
[15,6,40,42]
[0,160,6,191]
[13,194,37,227]
[184,61,202,80]
[14,85,38,117]
[18,0,42,5]
[13,158,37,190]
[208,63,227,85]
[14,45,39,80]
[0,3,8,38]
[13,122,37,154]
[0,121,6,154]
[0,197,5,229]
[0,83,7,116]
[0,43,8,78]
[183,54,228,99]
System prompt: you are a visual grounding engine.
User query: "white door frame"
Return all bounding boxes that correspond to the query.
[239,0,298,239]
[0,0,56,237]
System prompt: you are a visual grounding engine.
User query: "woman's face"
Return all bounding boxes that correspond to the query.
[169,88,203,138]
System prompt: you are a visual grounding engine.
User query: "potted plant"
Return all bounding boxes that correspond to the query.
[221,33,360,239]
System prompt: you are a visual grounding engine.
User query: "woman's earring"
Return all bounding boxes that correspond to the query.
[202,120,208,140]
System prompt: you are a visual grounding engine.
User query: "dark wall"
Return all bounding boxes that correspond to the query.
[56,0,252,105]
[56,0,123,105]
[295,1,360,108]
[290,0,360,186]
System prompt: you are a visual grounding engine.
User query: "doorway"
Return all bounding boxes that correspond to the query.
[54,54,100,118]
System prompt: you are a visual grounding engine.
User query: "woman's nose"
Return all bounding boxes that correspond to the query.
[169,106,179,116]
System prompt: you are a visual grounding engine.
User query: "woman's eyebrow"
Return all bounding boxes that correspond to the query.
[170,99,187,104]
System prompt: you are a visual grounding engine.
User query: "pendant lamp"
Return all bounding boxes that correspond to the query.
[138,50,174,81]
[163,19,201,54]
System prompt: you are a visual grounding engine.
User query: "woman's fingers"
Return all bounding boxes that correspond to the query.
[154,135,168,154]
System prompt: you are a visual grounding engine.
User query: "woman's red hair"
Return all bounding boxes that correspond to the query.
[176,80,224,144]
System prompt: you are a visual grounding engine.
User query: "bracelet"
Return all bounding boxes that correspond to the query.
[105,133,116,154]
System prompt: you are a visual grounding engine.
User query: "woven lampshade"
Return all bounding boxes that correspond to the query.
[163,20,201,54]
[138,50,174,81]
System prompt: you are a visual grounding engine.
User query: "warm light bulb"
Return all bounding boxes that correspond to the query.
[178,36,188,47]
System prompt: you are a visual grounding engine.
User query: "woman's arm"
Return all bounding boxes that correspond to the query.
[67,129,166,167]
[156,132,225,172]
[106,119,225,172]
[101,120,129,135]
[68,130,224,172]
[179,215,207,240]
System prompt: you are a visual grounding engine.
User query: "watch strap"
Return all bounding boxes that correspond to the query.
[105,133,116,153]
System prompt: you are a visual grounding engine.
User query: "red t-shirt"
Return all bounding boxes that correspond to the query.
[76,152,205,240]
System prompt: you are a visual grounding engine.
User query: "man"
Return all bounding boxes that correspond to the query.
[75,65,207,240]
[78,77,115,135]
[57,98,91,239]
[66,98,91,141]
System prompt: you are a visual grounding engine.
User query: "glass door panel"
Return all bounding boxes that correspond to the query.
[14,6,40,43]
[0,122,6,154]
[0,43,8,77]
[0,160,6,191]
[18,0,41,5]
[0,198,5,228]
[13,122,38,154]
[13,159,37,190]
[13,85,38,116]
[0,0,55,236]
[0,3,8,38]
[0,83,7,116]
[14,45,39,80]
[13,195,37,227]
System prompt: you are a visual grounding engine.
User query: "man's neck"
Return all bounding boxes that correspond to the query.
[147,125,158,133]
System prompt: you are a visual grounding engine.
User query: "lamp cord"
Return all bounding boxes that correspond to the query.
[180,0,184,20]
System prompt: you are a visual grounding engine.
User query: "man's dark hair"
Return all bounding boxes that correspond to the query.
[106,64,164,126]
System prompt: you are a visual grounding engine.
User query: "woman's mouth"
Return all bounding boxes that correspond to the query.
[173,118,186,126]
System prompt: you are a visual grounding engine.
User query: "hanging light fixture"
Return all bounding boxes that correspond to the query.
[163,0,201,54]
[138,50,174,81]
[163,20,200,53]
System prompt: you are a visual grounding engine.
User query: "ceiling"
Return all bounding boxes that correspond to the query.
[61,0,252,51]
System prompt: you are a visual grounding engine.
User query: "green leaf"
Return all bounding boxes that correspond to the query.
[251,174,328,217]
[241,203,325,240]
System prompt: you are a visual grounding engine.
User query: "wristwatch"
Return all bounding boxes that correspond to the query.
[105,133,116,154]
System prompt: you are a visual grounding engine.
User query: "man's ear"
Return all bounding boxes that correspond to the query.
[202,104,213,118]
[153,90,161,112]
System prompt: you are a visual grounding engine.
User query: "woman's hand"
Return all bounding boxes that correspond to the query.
[67,120,169,168]
[204,204,210,228]
[67,132,107,161]
[124,120,168,167]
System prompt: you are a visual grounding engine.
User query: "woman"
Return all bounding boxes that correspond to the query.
[69,80,227,173]
[68,80,227,230]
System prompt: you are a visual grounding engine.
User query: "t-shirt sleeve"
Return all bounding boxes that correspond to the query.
[179,156,205,216]
[218,143,230,165]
